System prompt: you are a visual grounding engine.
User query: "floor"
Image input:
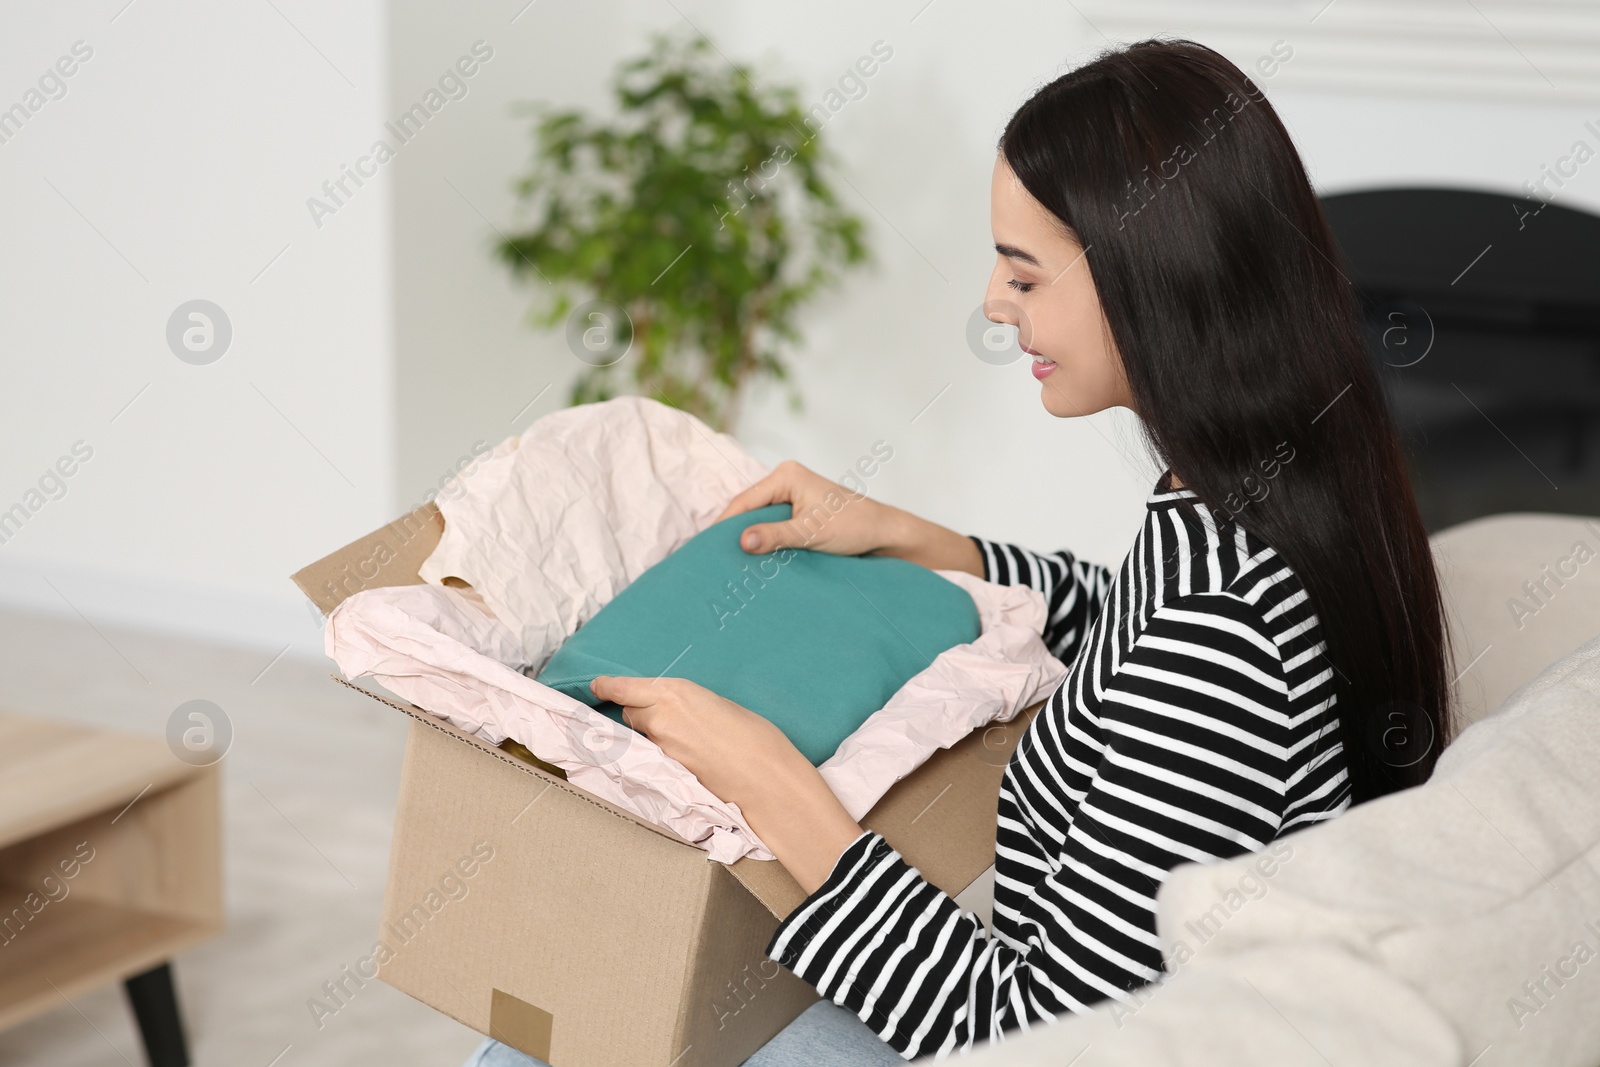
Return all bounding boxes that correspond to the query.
[0,607,487,1067]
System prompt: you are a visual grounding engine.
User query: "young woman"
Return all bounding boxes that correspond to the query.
[464,35,1452,1066]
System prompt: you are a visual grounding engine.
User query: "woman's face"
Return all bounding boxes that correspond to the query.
[985,156,1133,418]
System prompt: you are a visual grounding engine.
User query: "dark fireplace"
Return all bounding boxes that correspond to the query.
[1322,187,1600,532]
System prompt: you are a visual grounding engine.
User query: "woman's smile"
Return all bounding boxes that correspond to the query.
[1019,338,1057,378]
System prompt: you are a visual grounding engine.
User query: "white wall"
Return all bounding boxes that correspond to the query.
[0,0,392,656]
[1269,89,1600,213]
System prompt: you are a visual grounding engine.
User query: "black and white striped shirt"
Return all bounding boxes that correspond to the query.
[766,470,1351,1060]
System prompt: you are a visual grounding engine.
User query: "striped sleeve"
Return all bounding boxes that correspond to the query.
[765,591,1293,1060]
[967,536,1112,665]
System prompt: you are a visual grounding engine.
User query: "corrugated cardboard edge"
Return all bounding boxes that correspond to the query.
[726,850,812,919]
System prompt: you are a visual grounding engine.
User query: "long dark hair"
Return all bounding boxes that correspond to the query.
[1000,37,1453,803]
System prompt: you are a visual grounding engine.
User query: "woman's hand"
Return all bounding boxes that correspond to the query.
[714,460,893,557]
[717,460,985,576]
[589,673,867,892]
[590,675,795,804]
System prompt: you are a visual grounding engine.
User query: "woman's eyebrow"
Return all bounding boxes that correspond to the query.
[994,243,1042,267]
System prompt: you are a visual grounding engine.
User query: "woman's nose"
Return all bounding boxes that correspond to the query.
[983,275,1018,325]
[984,299,1017,327]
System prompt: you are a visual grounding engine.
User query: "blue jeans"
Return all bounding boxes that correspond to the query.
[460,1000,904,1066]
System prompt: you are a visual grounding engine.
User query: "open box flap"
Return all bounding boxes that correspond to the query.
[292,504,444,614]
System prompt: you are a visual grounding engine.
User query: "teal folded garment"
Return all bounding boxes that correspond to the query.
[534,504,981,765]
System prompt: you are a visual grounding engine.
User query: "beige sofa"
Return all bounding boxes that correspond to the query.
[950,512,1600,1067]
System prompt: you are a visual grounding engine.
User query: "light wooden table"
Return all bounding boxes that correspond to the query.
[0,712,222,1066]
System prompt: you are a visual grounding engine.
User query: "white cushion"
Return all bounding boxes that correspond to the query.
[950,632,1600,1066]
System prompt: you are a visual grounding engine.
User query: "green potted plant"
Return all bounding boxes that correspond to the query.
[496,32,871,433]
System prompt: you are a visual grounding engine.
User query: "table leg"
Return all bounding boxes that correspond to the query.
[123,962,190,1067]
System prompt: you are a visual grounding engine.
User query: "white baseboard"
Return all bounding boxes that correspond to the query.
[0,551,328,659]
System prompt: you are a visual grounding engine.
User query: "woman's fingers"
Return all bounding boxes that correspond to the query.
[590,674,662,709]
[739,514,814,554]
[713,461,857,554]
[713,462,800,523]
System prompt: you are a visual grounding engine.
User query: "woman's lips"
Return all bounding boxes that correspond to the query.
[1024,344,1057,380]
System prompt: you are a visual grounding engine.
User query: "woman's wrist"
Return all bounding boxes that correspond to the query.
[875,505,983,576]
[737,749,866,894]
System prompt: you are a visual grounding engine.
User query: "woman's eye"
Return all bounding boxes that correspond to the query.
[1006,278,1035,293]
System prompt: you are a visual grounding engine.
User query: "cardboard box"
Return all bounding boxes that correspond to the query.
[294,503,1039,1066]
